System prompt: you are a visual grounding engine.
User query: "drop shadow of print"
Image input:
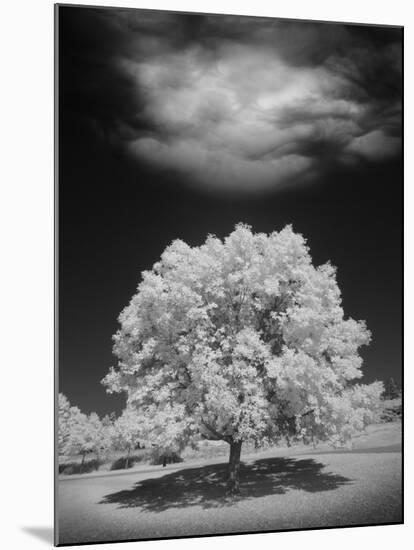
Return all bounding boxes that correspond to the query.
[21,526,54,544]
[100,456,352,512]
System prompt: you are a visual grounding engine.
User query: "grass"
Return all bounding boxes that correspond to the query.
[57,421,402,544]
[99,456,352,511]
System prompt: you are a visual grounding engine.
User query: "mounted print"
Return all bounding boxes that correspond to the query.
[55,4,403,546]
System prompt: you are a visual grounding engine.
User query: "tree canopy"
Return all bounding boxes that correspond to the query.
[103,224,383,493]
[58,393,108,462]
[111,407,146,452]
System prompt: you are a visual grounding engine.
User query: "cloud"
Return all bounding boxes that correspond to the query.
[346,130,401,161]
[62,9,402,193]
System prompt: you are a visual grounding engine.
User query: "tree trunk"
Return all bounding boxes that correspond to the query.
[227,440,242,496]
[81,452,86,473]
[125,447,130,469]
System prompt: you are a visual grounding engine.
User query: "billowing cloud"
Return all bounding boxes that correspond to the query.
[61,9,402,193]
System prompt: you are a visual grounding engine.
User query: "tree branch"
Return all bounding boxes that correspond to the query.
[201,419,231,443]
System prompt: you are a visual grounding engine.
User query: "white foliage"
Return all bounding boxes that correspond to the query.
[103,224,383,449]
[58,393,73,455]
[58,393,108,458]
[111,407,146,452]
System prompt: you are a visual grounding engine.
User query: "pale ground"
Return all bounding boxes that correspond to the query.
[57,422,402,545]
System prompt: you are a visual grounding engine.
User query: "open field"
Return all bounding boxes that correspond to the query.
[57,421,402,544]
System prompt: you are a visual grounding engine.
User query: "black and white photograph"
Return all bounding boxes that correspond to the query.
[56,4,403,546]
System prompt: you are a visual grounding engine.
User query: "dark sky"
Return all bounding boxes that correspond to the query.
[57,6,403,416]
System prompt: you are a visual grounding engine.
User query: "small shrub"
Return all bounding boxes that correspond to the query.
[59,458,101,475]
[381,405,402,423]
[150,451,183,466]
[380,397,402,423]
[110,454,147,470]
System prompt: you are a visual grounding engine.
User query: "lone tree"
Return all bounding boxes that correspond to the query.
[103,224,383,495]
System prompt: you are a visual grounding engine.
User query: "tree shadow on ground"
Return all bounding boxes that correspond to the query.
[100,457,351,512]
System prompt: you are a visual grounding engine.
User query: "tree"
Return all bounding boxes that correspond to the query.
[384,377,400,400]
[58,393,73,455]
[58,394,112,471]
[103,224,383,495]
[64,410,107,469]
[111,407,146,468]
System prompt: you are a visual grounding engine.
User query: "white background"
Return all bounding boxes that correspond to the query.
[0,0,411,548]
